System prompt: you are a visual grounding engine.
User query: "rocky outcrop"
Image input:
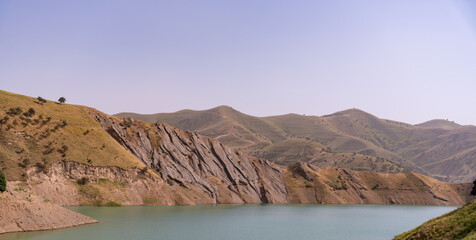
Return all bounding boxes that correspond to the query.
[90,110,288,204]
[27,160,209,206]
[0,184,97,234]
[26,159,471,207]
[285,163,472,205]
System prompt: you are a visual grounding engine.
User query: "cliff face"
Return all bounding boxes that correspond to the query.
[27,160,204,206]
[284,162,471,205]
[90,109,288,204]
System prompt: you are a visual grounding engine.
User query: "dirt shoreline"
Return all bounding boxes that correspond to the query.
[0,185,98,235]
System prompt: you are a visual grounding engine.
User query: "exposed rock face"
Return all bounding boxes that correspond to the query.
[116,106,476,183]
[27,161,208,206]
[90,109,288,204]
[285,163,472,205]
[26,160,471,207]
[85,110,471,206]
[0,184,97,234]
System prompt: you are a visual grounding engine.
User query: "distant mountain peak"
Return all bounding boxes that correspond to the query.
[416,119,461,130]
[211,105,236,112]
[214,105,233,109]
[323,108,376,119]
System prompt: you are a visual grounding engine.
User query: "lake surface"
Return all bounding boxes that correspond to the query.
[4,204,455,240]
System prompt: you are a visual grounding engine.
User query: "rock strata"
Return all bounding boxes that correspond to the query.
[91,110,288,204]
[86,109,471,206]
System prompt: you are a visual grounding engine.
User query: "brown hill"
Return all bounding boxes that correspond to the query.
[116,107,476,182]
[91,110,472,206]
[1,90,474,235]
[0,90,469,206]
[0,90,144,182]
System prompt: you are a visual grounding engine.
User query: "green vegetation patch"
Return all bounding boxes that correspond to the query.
[78,185,102,199]
[104,201,122,207]
[143,195,159,205]
[394,200,476,240]
[0,172,6,192]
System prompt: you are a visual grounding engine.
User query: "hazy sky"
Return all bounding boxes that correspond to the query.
[1,0,475,125]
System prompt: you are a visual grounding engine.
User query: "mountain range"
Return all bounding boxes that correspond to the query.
[0,90,474,234]
[116,105,476,183]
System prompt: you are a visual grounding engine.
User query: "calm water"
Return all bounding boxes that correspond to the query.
[4,204,455,240]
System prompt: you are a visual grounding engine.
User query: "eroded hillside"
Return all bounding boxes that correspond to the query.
[0,90,473,211]
[116,106,476,182]
[88,109,472,206]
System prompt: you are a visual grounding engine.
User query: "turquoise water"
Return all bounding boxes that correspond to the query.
[3,204,455,240]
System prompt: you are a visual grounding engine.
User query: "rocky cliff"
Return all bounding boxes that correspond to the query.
[90,109,287,204]
[284,162,471,205]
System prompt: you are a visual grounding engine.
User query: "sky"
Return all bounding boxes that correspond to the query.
[1,0,476,125]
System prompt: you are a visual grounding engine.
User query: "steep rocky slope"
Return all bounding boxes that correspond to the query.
[284,163,472,205]
[26,160,195,206]
[393,199,476,240]
[91,109,288,204]
[87,109,472,206]
[116,106,476,182]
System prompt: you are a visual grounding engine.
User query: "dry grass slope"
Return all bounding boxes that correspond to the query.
[0,90,145,181]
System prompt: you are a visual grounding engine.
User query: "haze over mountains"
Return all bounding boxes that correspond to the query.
[116,106,476,183]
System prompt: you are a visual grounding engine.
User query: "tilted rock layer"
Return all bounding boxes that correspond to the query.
[91,109,287,204]
[54,109,468,206]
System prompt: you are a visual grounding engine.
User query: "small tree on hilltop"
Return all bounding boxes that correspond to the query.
[58,97,66,104]
[0,172,6,193]
[471,179,476,196]
[37,96,47,103]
